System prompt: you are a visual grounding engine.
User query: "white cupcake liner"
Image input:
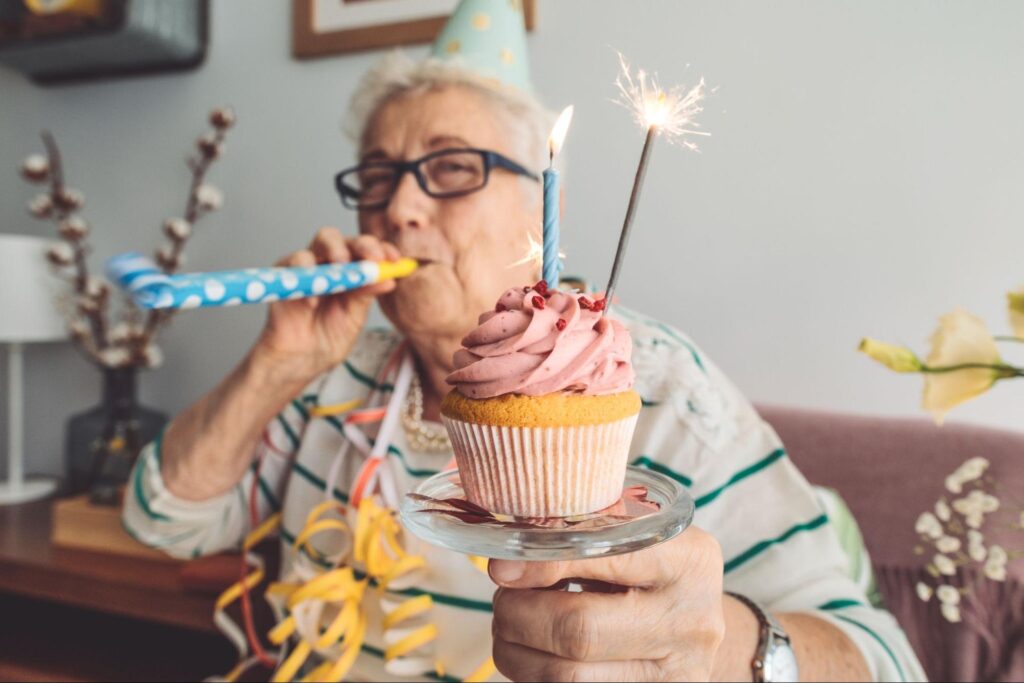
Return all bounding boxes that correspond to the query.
[441,415,639,518]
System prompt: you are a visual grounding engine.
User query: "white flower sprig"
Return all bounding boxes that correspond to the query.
[913,457,1023,623]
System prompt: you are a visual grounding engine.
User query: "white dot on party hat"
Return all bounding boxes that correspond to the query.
[181,295,203,309]
[204,279,226,301]
[246,281,266,301]
[311,276,329,295]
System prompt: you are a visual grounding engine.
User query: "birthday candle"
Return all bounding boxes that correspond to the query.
[542,166,560,287]
[106,252,417,310]
[543,106,574,288]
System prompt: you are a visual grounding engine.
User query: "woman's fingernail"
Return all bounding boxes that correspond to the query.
[491,560,526,584]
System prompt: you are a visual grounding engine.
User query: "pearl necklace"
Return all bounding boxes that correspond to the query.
[401,373,452,454]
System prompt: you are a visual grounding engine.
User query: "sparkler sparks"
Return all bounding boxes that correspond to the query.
[614,53,711,151]
[509,232,565,274]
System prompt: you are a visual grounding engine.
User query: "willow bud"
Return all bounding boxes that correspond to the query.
[59,216,90,240]
[195,184,223,211]
[209,106,236,129]
[163,217,192,241]
[54,187,85,211]
[46,242,74,267]
[21,154,50,183]
[29,194,54,218]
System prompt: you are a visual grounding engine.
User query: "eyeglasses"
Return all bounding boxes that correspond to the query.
[335,147,540,211]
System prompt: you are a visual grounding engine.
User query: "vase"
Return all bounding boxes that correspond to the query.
[65,366,167,504]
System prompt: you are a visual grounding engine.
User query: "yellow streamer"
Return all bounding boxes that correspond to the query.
[215,565,265,613]
[381,594,433,630]
[246,511,284,550]
[272,639,312,683]
[385,623,439,661]
[463,657,498,683]
[310,398,363,418]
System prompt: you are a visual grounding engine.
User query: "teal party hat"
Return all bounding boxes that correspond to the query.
[431,0,532,91]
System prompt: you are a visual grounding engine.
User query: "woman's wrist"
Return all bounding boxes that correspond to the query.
[246,338,324,392]
[711,593,761,681]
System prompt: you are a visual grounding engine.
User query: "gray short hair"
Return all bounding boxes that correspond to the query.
[345,51,559,198]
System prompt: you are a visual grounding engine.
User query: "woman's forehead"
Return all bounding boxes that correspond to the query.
[362,87,509,160]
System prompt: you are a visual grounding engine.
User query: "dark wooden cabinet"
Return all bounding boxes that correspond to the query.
[0,499,235,682]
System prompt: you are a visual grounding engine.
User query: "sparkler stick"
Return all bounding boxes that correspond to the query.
[604,54,710,313]
[605,124,657,312]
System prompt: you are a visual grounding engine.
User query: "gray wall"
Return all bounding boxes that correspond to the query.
[2,1,1023,478]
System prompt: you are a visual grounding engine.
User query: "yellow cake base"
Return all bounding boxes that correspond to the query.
[441,389,641,427]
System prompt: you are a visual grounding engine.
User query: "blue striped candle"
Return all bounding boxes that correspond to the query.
[542,166,561,287]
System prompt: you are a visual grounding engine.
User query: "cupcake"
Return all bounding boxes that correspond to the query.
[442,281,640,517]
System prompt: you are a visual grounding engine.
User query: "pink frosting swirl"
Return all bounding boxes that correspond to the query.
[446,285,634,399]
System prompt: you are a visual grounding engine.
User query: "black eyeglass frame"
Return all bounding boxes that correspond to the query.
[334,147,540,211]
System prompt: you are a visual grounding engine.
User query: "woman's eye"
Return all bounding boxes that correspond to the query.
[436,161,474,174]
[360,170,394,189]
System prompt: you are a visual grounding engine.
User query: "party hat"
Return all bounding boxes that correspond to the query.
[431,0,532,91]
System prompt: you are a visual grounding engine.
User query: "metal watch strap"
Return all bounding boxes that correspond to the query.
[726,591,792,683]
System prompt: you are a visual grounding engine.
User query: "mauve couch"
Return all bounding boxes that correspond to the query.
[758,405,1024,682]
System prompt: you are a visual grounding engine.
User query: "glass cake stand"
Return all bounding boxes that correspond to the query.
[400,466,694,561]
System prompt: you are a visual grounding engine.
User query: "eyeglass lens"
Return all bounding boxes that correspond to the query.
[347,150,488,207]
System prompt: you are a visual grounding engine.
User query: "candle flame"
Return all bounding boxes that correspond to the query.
[548,105,575,160]
[614,52,711,151]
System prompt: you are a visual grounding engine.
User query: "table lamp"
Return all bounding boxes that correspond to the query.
[0,234,66,505]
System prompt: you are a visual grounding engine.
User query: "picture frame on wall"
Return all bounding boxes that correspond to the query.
[292,0,536,59]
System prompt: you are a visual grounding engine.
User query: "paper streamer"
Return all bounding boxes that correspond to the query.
[105,252,417,310]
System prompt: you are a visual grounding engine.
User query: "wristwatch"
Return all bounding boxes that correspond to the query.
[726,592,800,682]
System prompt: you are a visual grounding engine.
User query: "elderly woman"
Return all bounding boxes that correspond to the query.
[124,49,924,683]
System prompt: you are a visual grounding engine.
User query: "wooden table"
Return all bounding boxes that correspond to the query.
[0,498,238,681]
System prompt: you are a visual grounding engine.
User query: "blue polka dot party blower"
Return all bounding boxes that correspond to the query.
[106,252,418,310]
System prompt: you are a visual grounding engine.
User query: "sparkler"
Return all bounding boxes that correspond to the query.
[509,232,566,275]
[603,54,710,312]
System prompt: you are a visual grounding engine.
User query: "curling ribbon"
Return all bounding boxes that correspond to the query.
[215,341,497,681]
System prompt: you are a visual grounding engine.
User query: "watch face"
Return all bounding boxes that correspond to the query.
[765,641,800,683]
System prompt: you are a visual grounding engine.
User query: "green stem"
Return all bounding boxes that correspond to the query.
[921,363,1024,378]
[994,335,1024,344]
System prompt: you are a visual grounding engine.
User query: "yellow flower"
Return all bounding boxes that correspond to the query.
[922,309,1002,424]
[1008,289,1024,339]
[858,339,922,373]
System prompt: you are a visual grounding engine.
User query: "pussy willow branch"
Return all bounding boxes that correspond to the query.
[131,125,228,361]
[41,130,109,358]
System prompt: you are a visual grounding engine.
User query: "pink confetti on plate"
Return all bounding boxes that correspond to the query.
[406,485,661,530]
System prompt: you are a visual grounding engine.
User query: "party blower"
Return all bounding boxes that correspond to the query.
[106,252,418,310]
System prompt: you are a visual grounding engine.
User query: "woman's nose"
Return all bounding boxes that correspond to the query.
[386,171,431,233]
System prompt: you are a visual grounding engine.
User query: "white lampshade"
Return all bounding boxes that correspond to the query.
[0,234,67,343]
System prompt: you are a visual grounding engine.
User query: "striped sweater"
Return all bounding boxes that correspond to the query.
[123,308,926,682]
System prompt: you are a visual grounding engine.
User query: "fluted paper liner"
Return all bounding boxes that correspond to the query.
[442,415,639,517]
